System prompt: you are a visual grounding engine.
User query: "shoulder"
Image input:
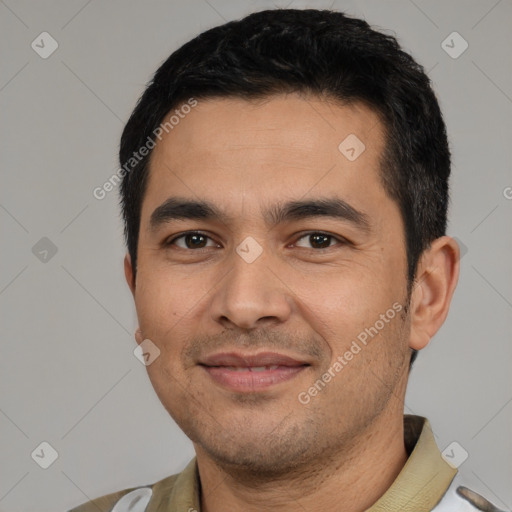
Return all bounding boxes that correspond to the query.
[432,473,506,512]
[67,474,179,512]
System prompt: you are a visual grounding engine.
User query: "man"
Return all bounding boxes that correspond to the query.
[69,8,503,512]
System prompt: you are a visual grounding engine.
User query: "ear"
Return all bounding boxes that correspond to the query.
[409,236,460,351]
[124,252,136,296]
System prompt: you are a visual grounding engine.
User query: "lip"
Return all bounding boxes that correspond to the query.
[199,351,310,392]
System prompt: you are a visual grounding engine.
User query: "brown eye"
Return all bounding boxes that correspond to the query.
[168,232,217,249]
[295,232,340,249]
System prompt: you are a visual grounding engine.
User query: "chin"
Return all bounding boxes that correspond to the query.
[194,417,323,478]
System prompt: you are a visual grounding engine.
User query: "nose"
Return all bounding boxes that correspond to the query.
[209,245,293,330]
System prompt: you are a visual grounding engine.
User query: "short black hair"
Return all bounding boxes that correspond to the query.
[119,9,451,366]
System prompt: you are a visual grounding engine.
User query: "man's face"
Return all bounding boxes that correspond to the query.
[127,94,412,473]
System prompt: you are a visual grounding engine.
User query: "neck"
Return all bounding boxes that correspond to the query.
[195,410,408,512]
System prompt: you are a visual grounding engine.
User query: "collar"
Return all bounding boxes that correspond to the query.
[367,415,457,511]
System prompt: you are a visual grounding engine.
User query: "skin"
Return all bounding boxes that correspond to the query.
[125,93,459,511]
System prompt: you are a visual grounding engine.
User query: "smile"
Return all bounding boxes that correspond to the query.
[199,352,310,392]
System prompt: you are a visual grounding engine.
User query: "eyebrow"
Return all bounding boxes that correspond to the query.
[149,196,371,233]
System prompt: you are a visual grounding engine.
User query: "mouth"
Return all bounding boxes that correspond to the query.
[199,352,311,392]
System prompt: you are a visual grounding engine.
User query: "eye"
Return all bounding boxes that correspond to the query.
[166,231,219,249]
[294,232,345,249]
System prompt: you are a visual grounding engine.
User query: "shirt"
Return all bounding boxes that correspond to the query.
[68,415,502,512]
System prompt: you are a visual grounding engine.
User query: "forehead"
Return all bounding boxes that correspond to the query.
[143,94,390,222]
[151,93,384,163]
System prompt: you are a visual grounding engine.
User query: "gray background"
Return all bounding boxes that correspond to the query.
[1,1,511,511]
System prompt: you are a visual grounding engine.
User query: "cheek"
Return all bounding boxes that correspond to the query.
[135,266,198,327]
[136,272,194,399]
[134,266,216,372]
[293,264,403,352]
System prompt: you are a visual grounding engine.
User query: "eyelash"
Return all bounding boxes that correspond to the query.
[164,231,348,250]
